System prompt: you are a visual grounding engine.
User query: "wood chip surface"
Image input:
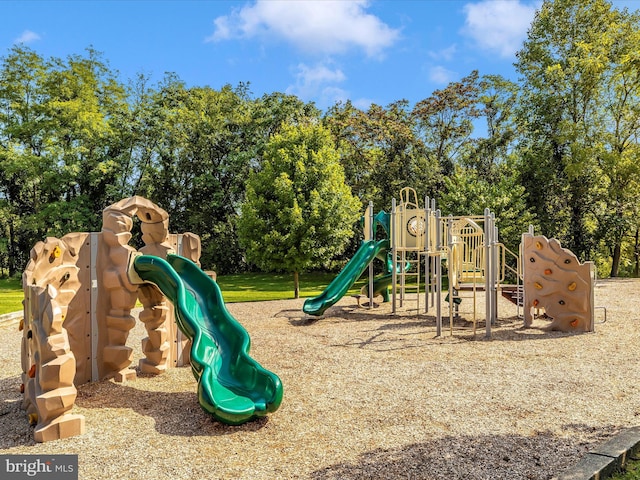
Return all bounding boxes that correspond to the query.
[1,278,638,479]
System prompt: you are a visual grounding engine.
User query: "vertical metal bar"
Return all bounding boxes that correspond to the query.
[486,214,491,335]
[368,202,374,309]
[391,198,397,314]
[424,196,430,313]
[493,221,499,328]
[90,232,99,382]
[484,208,491,339]
[400,250,405,307]
[447,216,454,336]
[435,209,442,336]
[430,198,436,309]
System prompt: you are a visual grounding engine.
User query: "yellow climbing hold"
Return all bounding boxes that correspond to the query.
[28,413,38,425]
[568,282,577,291]
[52,246,61,258]
[535,241,543,250]
[534,282,543,290]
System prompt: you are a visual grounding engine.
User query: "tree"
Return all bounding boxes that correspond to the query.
[238,122,360,298]
[515,0,640,275]
[324,99,434,211]
[465,75,519,182]
[440,163,536,254]
[0,46,55,275]
[413,71,480,178]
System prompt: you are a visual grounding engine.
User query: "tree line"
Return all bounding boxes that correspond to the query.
[1,0,639,279]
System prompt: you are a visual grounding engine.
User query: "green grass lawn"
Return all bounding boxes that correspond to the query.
[216,271,366,303]
[0,277,23,315]
[0,272,369,314]
[609,458,640,480]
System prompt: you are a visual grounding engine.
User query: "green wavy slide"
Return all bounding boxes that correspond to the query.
[303,239,390,316]
[132,254,283,425]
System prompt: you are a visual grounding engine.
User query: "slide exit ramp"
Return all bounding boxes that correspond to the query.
[131,254,283,425]
[303,239,390,316]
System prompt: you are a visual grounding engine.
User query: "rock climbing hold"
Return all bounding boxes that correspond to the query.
[533,299,539,307]
[28,413,38,425]
[535,241,543,250]
[570,318,579,328]
[49,245,62,263]
[529,257,536,263]
[534,282,543,290]
[564,259,571,264]
[544,268,553,275]
[568,282,577,291]
[559,300,565,305]
[28,364,36,378]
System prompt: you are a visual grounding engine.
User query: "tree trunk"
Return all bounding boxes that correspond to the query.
[634,227,639,278]
[8,217,16,277]
[610,241,621,278]
[293,271,299,299]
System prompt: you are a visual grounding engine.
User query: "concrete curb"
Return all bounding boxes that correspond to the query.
[0,310,22,328]
[554,426,640,480]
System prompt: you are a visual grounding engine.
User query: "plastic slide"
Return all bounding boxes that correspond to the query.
[132,254,283,425]
[303,239,390,316]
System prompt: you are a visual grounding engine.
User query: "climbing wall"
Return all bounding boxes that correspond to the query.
[522,234,594,332]
[21,196,203,441]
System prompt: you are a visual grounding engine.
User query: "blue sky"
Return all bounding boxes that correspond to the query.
[2,0,639,110]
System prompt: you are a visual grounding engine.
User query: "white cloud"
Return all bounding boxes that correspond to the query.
[286,62,347,102]
[14,30,41,44]
[207,0,400,57]
[429,65,457,84]
[429,44,457,62]
[462,1,538,58]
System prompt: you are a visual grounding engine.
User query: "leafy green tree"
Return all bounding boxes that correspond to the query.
[515,0,640,275]
[595,7,640,276]
[465,75,519,182]
[0,46,54,275]
[324,99,434,211]
[440,163,536,254]
[413,71,480,178]
[238,122,360,298]
[41,48,129,233]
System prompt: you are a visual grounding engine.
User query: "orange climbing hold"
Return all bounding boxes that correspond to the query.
[568,282,577,291]
[533,299,539,307]
[28,364,36,378]
[570,319,579,328]
[544,268,552,275]
[535,241,543,250]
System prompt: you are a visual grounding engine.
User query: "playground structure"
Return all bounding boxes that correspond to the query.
[20,196,283,442]
[304,187,596,336]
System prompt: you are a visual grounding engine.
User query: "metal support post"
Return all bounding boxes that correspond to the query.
[368,202,374,309]
[484,208,492,338]
[435,209,442,336]
[391,198,397,314]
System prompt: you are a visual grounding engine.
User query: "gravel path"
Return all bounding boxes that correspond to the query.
[1,278,638,479]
